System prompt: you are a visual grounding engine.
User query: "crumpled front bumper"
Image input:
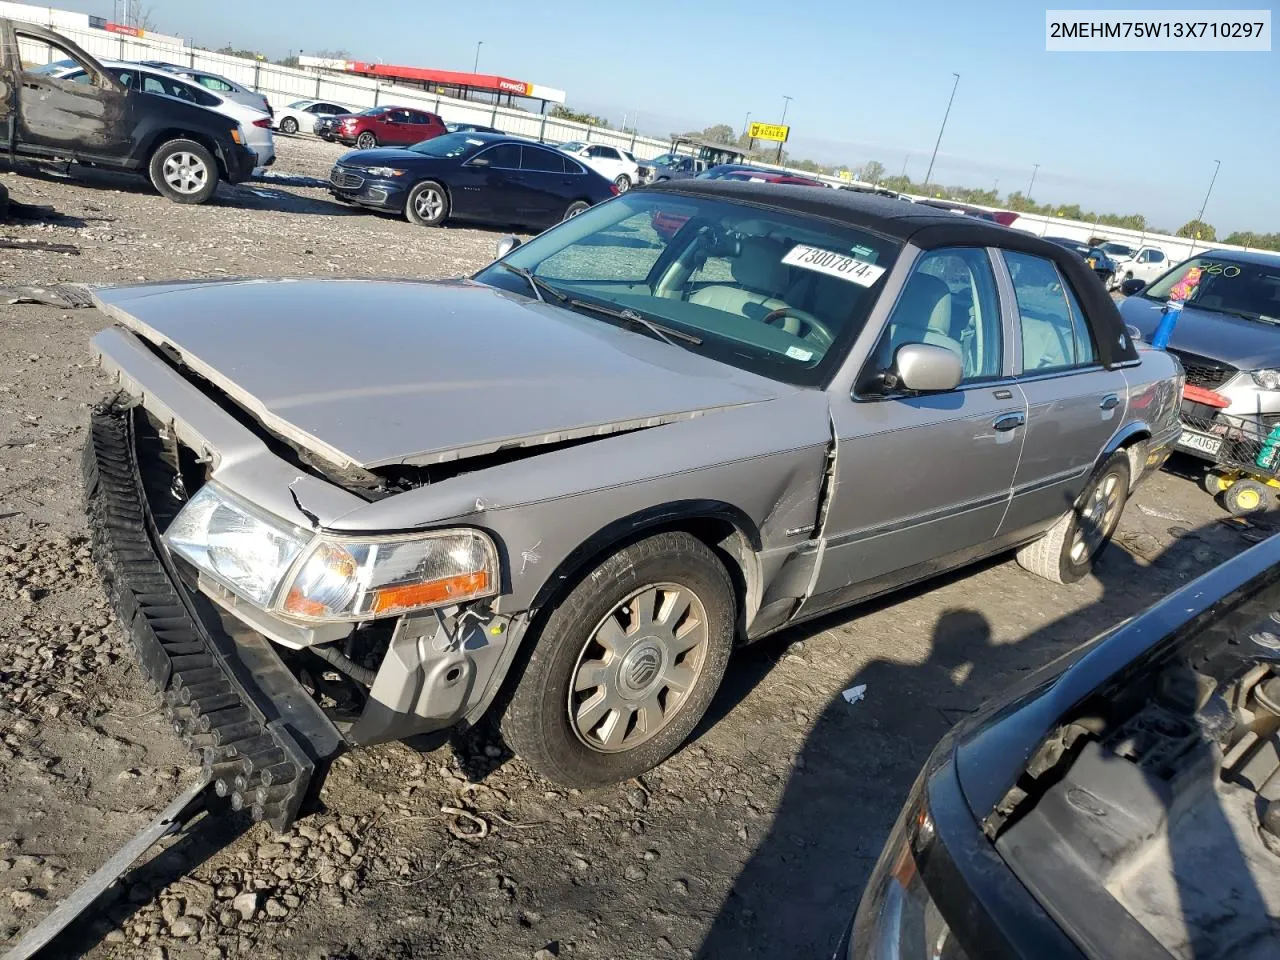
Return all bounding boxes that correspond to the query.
[83,402,344,831]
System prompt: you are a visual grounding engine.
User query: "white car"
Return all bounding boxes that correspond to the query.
[57,60,275,169]
[273,99,352,135]
[1097,241,1171,289]
[555,141,640,192]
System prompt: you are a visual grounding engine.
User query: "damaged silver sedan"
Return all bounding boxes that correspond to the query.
[84,181,1183,824]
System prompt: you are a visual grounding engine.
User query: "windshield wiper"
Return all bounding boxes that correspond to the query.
[564,298,703,346]
[497,262,567,304]
[1189,302,1278,325]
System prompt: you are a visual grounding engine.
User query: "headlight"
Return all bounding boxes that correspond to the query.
[163,483,498,621]
[1253,369,1280,391]
[850,794,968,959]
[164,484,308,605]
[364,166,406,177]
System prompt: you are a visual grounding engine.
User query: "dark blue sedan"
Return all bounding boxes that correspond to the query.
[328,132,618,230]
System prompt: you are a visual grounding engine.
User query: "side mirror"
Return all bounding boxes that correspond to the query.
[894,343,963,392]
[495,235,522,259]
[469,156,490,167]
[1120,278,1147,296]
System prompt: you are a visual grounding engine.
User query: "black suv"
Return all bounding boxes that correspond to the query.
[0,20,257,203]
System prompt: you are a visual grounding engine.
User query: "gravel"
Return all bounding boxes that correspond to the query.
[0,134,1263,958]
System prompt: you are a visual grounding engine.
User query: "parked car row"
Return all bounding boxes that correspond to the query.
[1045,235,1119,288]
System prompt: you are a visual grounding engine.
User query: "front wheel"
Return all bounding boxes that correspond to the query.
[279,116,298,134]
[613,174,631,193]
[148,139,219,204]
[1016,450,1131,584]
[500,531,735,788]
[1224,479,1270,516]
[562,200,589,221]
[405,180,449,227]
[356,131,378,150]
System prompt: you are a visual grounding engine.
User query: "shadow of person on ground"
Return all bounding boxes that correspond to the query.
[694,517,1254,958]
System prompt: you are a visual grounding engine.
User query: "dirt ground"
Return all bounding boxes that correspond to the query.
[0,135,1267,960]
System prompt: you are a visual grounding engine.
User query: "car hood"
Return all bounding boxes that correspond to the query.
[90,279,789,471]
[1118,295,1280,369]
[336,147,427,166]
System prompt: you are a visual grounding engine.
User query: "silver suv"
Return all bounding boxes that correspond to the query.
[84,182,1181,827]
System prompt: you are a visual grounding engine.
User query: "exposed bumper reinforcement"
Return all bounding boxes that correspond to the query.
[83,402,344,831]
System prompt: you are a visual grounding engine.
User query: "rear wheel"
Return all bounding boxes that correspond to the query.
[404,180,448,227]
[1017,451,1131,584]
[1224,479,1269,516]
[279,116,298,134]
[563,200,589,221]
[1203,470,1233,496]
[613,174,631,193]
[148,139,219,204]
[356,131,377,150]
[500,532,735,788]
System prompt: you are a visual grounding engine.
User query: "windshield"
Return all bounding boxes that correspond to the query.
[1143,256,1280,323]
[358,107,390,117]
[473,191,900,387]
[1100,242,1134,258]
[407,133,484,158]
[29,58,77,75]
[558,141,585,152]
[650,153,680,165]
[287,99,312,109]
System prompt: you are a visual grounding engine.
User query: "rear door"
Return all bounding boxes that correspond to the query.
[517,144,577,226]
[586,144,622,180]
[11,24,131,158]
[996,249,1128,539]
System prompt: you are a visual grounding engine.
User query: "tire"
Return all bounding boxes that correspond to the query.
[613,174,631,193]
[1224,479,1269,517]
[562,200,590,221]
[279,116,298,134]
[148,139,219,204]
[404,180,449,227]
[1017,450,1131,584]
[356,131,377,150]
[1203,470,1233,496]
[499,531,735,788]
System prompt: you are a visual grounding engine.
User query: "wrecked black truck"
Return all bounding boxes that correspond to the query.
[0,20,256,203]
[82,182,1181,833]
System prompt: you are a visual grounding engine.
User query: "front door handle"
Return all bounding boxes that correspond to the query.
[993,412,1026,432]
[1100,394,1120,411]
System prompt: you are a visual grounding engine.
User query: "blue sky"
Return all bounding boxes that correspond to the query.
[58,0,1277,234]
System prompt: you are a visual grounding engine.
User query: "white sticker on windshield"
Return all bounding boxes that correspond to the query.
[783,244,886,287]
[786,345,814,361]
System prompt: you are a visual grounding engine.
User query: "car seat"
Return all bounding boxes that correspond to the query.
[877,273,963,367]
[688,237,791,323]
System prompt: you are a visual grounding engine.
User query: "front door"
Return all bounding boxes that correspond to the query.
[12,27,130,159]
[996,250,1128,538]
[803,247,1024,616]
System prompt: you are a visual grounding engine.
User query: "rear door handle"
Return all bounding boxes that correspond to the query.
[1100,394,1120,410]
[993,412,1026,432]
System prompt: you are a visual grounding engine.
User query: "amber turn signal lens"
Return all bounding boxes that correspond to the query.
[369,571,490,615]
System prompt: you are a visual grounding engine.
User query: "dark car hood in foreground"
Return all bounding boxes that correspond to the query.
[952,535,1280,819]
[336,147,428,167]
[90,279,788,470]
[1119,294,1280,369]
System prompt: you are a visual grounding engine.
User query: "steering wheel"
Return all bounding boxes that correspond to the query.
[762,307,835,351]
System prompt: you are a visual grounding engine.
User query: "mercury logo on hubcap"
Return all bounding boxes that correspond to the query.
[624,647,661,691]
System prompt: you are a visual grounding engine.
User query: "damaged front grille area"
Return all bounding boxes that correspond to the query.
[84,401,344,831]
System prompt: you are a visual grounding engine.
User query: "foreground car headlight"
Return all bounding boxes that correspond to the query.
[850,794,968,959]
[364,166,406,177]
[163,483,498,621]
[1253,369,1280,391]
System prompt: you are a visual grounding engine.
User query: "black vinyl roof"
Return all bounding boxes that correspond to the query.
[643,178,1140,368]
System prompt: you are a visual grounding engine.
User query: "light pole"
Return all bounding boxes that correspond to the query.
[776,95,792,163]
[923,72,959,191]
[992,177,999,195]
[473,41,483,73]
[1027,163,1040,202]
[742,111,752,139]
[1196,159,1222,226]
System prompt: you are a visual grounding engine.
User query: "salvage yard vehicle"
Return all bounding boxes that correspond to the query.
[1045,236,1118,289]
[83,182,1181,827]
[328,131,616,229]
[0,20,258,203]
[327,105,447,149]
[1119,250,1280,468]
[55,59,276,169]
[842,528,1280,960]
[1099,241,1170,290]
[137,60,273,117]
[274,98,353,135]
[555,140,641,192]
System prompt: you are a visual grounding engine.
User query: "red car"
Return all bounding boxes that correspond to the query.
[330,105,446,150]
